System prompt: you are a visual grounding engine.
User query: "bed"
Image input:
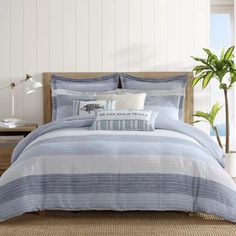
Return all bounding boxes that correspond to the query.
[0,72,236,222]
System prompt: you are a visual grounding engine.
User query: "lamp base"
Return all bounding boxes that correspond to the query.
[3,117,30,126]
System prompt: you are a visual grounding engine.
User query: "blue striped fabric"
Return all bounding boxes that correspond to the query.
[51,74,119,92]
[51,74,119,120]
[1,117,236,222]
[91,110,157,131]
[52,92,96,120]
[51,90,117,121]
[120,74,187,120]
[0,174,234,203]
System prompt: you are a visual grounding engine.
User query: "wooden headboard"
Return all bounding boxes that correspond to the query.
[43,72,194,124]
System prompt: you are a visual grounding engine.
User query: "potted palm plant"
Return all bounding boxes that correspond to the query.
[192,46,236,176]
[193,103,223,149]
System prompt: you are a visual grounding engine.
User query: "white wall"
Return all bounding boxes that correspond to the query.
[0,0,210,125]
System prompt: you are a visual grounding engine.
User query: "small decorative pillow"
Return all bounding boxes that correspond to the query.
[96,92,147,110]
[73,100,115,119]
[91,109,158,131]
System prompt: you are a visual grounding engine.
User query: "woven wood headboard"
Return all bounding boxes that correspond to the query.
[43,72,194,124]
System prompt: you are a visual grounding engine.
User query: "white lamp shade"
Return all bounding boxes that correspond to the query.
[26,78,43,94]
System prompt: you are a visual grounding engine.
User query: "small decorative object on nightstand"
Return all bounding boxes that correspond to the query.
[0,124,38,176]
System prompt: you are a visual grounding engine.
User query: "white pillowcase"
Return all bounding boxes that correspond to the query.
[97,92,146,110]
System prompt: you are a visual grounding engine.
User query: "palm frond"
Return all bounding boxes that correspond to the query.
[224,46,235,60]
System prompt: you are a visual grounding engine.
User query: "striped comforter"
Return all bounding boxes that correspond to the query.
[0,117,236,222]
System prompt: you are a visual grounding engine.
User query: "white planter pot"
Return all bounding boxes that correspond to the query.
[225,153,236,177]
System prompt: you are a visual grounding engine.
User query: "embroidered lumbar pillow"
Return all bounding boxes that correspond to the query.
[91,109,158,131]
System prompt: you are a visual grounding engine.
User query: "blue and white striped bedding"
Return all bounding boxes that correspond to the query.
[0,117,236,222]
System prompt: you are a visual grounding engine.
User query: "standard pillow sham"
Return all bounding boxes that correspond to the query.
[91,109,158,131]
[51,74,119,120]
[51,73,119,92]
[118,89,183,120]
[73,99,115,119]
[120,74,187,120]
[96,92,147,110]
[52,90,117,120]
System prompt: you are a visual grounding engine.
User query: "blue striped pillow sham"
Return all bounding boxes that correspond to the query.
[120,74,187,120]
[52,90,117,121]
[119,89,184,120]
[51,73,119,92]
[51,74,119,120]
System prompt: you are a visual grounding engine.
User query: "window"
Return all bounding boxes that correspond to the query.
[210,0,234,148]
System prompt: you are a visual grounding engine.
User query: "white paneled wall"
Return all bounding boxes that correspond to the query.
[0,0,210,125]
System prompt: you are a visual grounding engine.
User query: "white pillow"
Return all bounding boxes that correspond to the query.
[97,93,146,110]
[96,93,117,101]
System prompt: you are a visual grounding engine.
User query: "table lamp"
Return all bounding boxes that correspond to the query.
[0,74,42,126]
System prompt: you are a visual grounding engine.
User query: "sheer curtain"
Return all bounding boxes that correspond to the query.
[194,1,236,152]
[206,1,235,149]
[209,3,234,147]
[233,0,236,150]
[193,1,211,134]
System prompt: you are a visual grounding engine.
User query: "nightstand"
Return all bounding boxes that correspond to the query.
[0,124,38,175]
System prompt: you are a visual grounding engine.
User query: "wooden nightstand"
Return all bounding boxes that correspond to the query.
[0,124,38,175]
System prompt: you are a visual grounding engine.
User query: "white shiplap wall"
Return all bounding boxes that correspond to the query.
[0,0,210,125]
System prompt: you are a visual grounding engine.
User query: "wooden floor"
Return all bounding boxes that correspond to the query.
[1,211,236,236]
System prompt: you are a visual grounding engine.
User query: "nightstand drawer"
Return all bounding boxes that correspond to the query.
[0,164,10,170]
[0,156,11,166]
[0,123,38,176]
[0,144,16,175]
[0,146,15,156]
